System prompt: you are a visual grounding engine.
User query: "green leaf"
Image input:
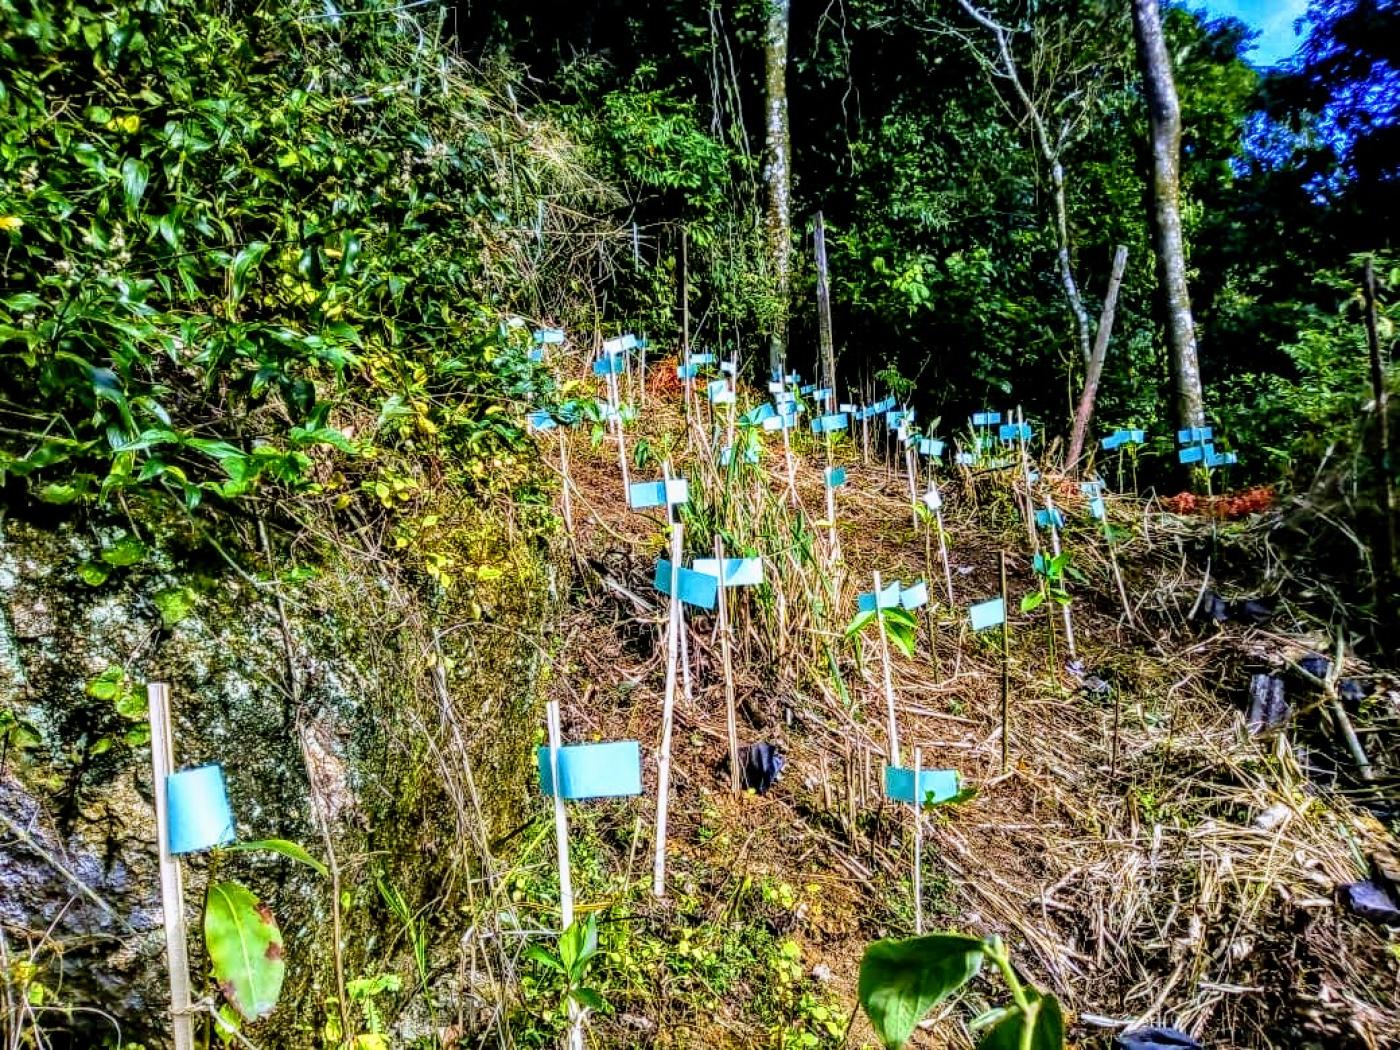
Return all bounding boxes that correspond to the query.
[78,561,111,586]
[153,586,197,628]
[85,666,125,702]
[572,986,607,1012]
[859,934,985,1049]
[977,990,1064,1050]
[120,157,149,210]
[524,944,565,973]
[1020,590,1045,613]
[100,536,147,567]
[205,881,285,1022]
[223,839,329,878]
[558,913,598,976]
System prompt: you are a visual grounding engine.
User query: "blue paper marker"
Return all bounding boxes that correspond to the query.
[742,403,777,426]
[972,411,1001,427]
[688,352,716,366]
[593,356,625,376]
[629,478,689,509]
[720,444,760,466]
[825,466,847,489]
[693,557,765,588]
[1088,495,1107,520]
[839,402,859,414]
[858,581,902,612]
[527,348,545,363]
[1205,449,1237,468]
[969,598,1006,632]
[1032,552,1049,575]
[918,438,944,457]
[677,362,699,380]
[799,383,816,394]
[533,328,566,345]
[1177,426,1213,444]
[602,334,637,355]
[876,397,897,413]
[1034,508,1065,530]
[1178,445,1204,464]
[884,766,959,805]
[166,764,236,855]
[998,422,1032,442]
[707,379,729,400]
[720,360,736,375]
[955,452,976,467]
[886,410,907,429]
[654,559,719,609]
[537,741,643,800]
[527,409,556,432]
[1080,479,1106,495]
[762,412,797,432]
[785,372,801,384]
[900,581,929,610]
[1101,433,1124,451]
[813,387,832,402]
[811,412,849,435]
[767,381,785,394]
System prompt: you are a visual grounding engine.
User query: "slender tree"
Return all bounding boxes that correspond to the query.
[1132,0,1206,432]
[763,0,792,376]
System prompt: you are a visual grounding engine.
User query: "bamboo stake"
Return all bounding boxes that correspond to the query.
[999,552,1011,774]
[547,701,584,1050]
[912,745,923,935]
[147,682,195,1050]
[716,535,741,794]
[606,363,630,497]
[653,522,684,897]
[874,570,900,767]
[558,430,574,535]
[929,478,955,607]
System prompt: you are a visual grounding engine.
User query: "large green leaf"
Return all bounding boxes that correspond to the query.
[223,838,329,878]
[205,881,285,1021]
[858,934,985,1049]
[977,989,1065,1050]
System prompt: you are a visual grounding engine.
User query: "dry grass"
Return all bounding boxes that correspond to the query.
[530,358,1399,1049]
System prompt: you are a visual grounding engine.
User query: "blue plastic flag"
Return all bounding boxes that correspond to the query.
[840,402,859,414]
[825,466,847,489]
[629,478,689,510]
[858,581,903,612]
[799,383,816,394]
[533,328,566,345]
[1101,432,1125,451]
[1080,479,1106,495]
[654,559,719,609]
[593,355,625,376]
[527,409,556,432]
[969,597,1006,632]
[602,334,638,356]
[1177,426,1213,444]
[528,348,545,363]
[813,387,832,402]
[166,764,236,855]
[762,412,798,432]
[811,412,850,435]
[537,741,642,800]
[720,360,736,375]
[884,766,959,805]
[1032,552,1049,576]
[1127,428,1146,444]
[955,452,976,467]
[972,411,1001,427]
[785,372,802,384]
[707,379,730,400]
[1204,448,1237,468]
[677,362,699,380]
[767,380,786,394]
[595,400,620,423]
[693,557,765,588]
[918,438,945,457]
[1088,496,1107,520]
[886,410,907,430]
[877,397,897,413]
[720,444,760,466]
[998,422,1032,442]
[741,403,778,426]
[900,581,929,610]
[1178,445,1205,464]
[688,352,716,366]
[1035,508,1065,530]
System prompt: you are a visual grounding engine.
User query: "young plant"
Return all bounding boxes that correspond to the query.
[844,606,920,663]
[525,913,608,1029]
[858,932,1064,1050]
[1022,551,1072,613]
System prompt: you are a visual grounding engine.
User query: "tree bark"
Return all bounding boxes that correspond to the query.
[1066,245,1130,471]
[813,211,837,400]
[1132,0,1205,433]
[763,0,792,377]
[1363,257,1396,624]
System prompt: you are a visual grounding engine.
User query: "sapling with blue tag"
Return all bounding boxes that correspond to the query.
[886,750,960,933]
[696,545,766,790]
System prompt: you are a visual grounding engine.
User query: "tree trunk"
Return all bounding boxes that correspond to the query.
[1363,257,1397,627]
[763,0,792,377]
[1132,0,1205,434]
[1066,245,1130,471]
[813,211,837,400]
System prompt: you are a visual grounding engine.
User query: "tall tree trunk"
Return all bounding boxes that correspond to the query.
[1066,245,1130,471]
[1133,0,1205,433]
[763,0,792,378]
[813,211,837,400]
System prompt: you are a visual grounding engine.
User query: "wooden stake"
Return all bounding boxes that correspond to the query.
[912,745,923,935]
[147,682,195,1050]
[546,701,575,931]
[605,363,630,497]
[905,443,918,530]
[999,552,1011,774]
[716,534,741,794]
[874,570,900,767]
[653,523,684,897]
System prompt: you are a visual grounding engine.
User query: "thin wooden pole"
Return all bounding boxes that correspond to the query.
[814,211,837,402]
[716,535,740,793]
[874,570,900,767]
[147,682,195,1050]
[606,364,630,497]
[546,701,574,931]
[999,553,1011,774]
[912,745,923,935]
[929,479,955,607]
[653,523,684,898]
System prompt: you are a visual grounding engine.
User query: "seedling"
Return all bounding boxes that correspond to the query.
[525,913,608,1050]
